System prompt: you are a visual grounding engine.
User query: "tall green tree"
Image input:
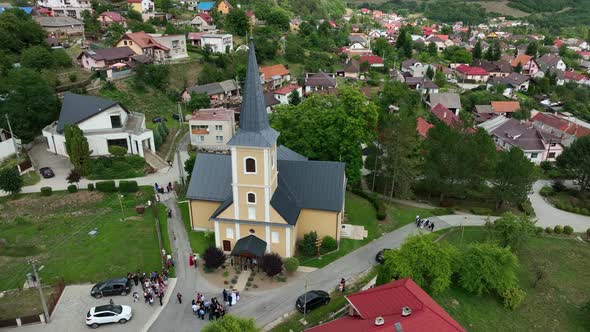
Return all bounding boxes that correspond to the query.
[472,40,482,59]
[81,10,100,39]
[225,8,249,36]
[427,42,437,56]
[0,68,59,142]
[425,66,434,79]
[491,213,537,252]
[525,41,539,56]
[288,89,301,105]
[377,234,458,293]
[134,64,170,90]
[556,136,590,192]
[284,35,304,63]
[0,9,45,55]
[266,8,290,32]
[271,87,378,187]
[457,243,519,295]
[434,70,446,87]
[64,125,91,175]
[443,46,473,63]
[201,315,259,332]
[188,92,211,111]
[20,46,53,70]
[0,167,23,195]
[379,110,420,198]
[492,148,535,209]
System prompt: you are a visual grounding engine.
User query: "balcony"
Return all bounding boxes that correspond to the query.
[192,129,209,135]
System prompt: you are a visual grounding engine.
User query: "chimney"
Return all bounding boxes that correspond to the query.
[374,317,385,326]
[443,112,447,119]
[401,307,412,317]
[394,322,403,332]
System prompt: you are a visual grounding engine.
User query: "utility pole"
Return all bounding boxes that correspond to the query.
[303,278,308,321]
[30,260,50,323]
[5,114,19,160]
[176,149,185,187]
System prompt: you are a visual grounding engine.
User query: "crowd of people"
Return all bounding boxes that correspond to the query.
[187,289,239,320]
[128,269,170,306]
[415,215,435,231]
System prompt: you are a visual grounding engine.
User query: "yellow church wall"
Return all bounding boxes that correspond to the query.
[189,200,219,230]
[236,186,265,221]
[268,226,287,257]
[296,209,340,242]
[269,206,288,224]
[235,148,266,186]
[217,202,234,219]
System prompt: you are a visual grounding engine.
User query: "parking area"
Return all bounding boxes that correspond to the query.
[28,141,73,184]
[18,281,175,332]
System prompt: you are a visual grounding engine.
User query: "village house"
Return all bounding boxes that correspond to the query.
[245,10,257,27]
[36,0,90,19]
[359,55,384,68]
[272,85,302,105]
[426,34,452,52]
[186,40,346,258]
[42,93,155,158]
[34,16,84,36]
[343,59,360,79]
[201,33,233,53]
[149,34,188,60]
[416,117,434,138]
[182,79,240,103]
[77,47,135,70]
[472,60,512,77]
[563,71,590,85]
[216,0,232,14]
[189,108,236,151]
[473,105,496,124]
[530,111,590,147]
[259,64,291,90]
[115,32,188,61]
[404,77,439,95]
[264,92,280,113]
[511,54,540,76]
[304,72,337,94]
[488,72,531,94]
[491,101,520,117]
[455,64,490,83]
[429,93,461,115]
[98,12,127,28]
[127,0,154,13]
[197,1,214,13]
[308,278,466,332]
[0,129,20,161]
[485,117,563,164]
[348,33,369,48]
[431,103,460,126]
[187,32,206,46]
[537,54,567,72]
[190,13,216,32]
[401,59,432,78]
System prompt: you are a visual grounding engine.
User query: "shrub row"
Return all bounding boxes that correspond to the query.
[40,187,52,196]
[119,180,139,193]
[470,207,492,215]
[545,225,574,235]
[96,180,116,192]
[351,188,387,220]
[553,201,590,216]
[94,180,139,193]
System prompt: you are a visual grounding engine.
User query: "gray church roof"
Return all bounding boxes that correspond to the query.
[277,145,308,161]
[56,92,119,133]
[228,38,279,148]
[185,153,232,201]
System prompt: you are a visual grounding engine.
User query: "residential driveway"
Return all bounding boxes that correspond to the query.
[28,141,73,185]
[17,281,176,332]
[529,180,590,232]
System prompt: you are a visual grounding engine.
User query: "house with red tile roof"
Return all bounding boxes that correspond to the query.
[563,71,590,85]
[190,13,216,32]
[417,117,434,138]
[98,12,127,28]
[273,84,302,105]
[530,111,590,146]
[431,104,460,126]
[491,101,520,115]
[455,64,489,83]
[307,278,466,332]
[359,55,384,68]
[259,64,291,89]
[510,54,539,76]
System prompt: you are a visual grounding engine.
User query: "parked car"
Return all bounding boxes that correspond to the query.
[86,304,132,329]
[172,113,181,121]
[39,167,55,178]
[152,116,166,123]
[375,248,391,264]
[296,290,330,313]
[90,278,132,298]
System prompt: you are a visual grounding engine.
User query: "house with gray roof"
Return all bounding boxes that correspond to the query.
[42,92,155,158]
[77,47,136,70]
[304,72,337,94]
[186,39,346,258]
[181,79,240,103]
[33,16,84,36]
[428,93,461,115]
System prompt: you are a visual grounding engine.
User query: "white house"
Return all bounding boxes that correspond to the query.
[36,0,91,19]
[272,85,302,104]
[0,129,19,161]
[190,13,216,32]
[189,108,235,150]
[42,93,155,158]
[201,34,233,53]
[151,34,188,60]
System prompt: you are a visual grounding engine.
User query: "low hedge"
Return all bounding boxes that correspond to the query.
[351,188,387,220]
[96,180,116,192]
[563,225,574,235]
[545,227,553,234]
[40,187,52,196]
[554,225,563,234]
[87,183,95,191]
[539,186,554,197]
[118,180,138,193]
[67,184,78,193]
[470,207,492,215]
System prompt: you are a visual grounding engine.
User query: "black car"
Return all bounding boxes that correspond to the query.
[39,167,55,178]
[152,116,166,123]
[90,278,132,298]
[296,290,330,313]
[172,113,181,121]
[375,248,391,264]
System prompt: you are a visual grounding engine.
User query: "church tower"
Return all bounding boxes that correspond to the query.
[227,38,280,251]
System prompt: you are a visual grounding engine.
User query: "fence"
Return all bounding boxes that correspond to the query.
[47,278,66,317]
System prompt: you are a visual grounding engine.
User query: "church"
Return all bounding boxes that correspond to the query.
[186,39,346,258]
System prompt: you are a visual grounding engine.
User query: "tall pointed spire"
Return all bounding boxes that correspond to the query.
[228,38,279,147]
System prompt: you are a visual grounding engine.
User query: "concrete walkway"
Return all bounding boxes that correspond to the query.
[529,180,590,232]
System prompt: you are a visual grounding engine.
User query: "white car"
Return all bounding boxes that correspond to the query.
[86,304,132,329]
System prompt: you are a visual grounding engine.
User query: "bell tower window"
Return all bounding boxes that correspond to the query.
[247,192,256,204]
[245,157,256,174]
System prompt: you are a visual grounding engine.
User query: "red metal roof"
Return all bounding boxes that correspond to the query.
[431,103,459,126]
[274,84,300,95]
[99,11,125,22]
[455,64,489,76]
[190,108,234,121]
[360,55,384,65]
[416,117,434,138]
[307,278,465,332]
[564,71,588,81]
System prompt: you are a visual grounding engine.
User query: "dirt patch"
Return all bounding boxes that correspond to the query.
[471,1,530,17]
[2,191,105,220]
[201,266,302,292]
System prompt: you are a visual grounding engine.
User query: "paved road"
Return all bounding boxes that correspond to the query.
[529,180,590,232]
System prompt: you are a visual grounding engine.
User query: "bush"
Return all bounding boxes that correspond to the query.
[87,183,95,191]
[470,207,492,215]
[545,227,553,234]
[535,227,544,235]
[540,160,553,172]
[320,236,337,254]
[276,276,287,282]
[203,246,226,270]
[581,208,590,216]
[67,184,78,193]
[96,180,117,192]
[501,287,526,310]
[40,186,52,196]
[283,257,299,273]
[118,180,138,193]
[518,199,535,216]
[539,186,554,197]
[351,188,386,220]
[261,253,283,277]
[68,72,77,82]
[298,231,318,257]
[108,145,127,157]
[552,180,566,192]
[563,225,574,235]
[554,225,563,234]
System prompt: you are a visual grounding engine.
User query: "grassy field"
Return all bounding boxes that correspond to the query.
[178,200,214,256]
[297,192,378,268]
[0,286,58,319]
[434,227,590,331]
[0,187,162,291]
[87,155,148,180]
[545,189,590,215]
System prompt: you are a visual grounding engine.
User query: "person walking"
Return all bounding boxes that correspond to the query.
[430,222,435,232]
[340,278,346,292]
[194,254,198,269]
[158,291,164,306]
[133,272,139,286]
[176,292,182,304]
[189,253,194,267]
[192,302,198,316]
[222,289,228,304]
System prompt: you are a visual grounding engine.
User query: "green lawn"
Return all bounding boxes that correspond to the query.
[0,187,162,291]
[545,190,590,215]
[0,286,58,319]
[433,227,590,331]
[297,192,378,268]
[178,201,214,255]
[87,155,148,180]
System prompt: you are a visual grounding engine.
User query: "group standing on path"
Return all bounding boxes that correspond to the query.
[415,215,435,232]
[128,269,170,306]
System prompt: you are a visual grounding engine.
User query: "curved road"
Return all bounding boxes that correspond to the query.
[529,180,590,232]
